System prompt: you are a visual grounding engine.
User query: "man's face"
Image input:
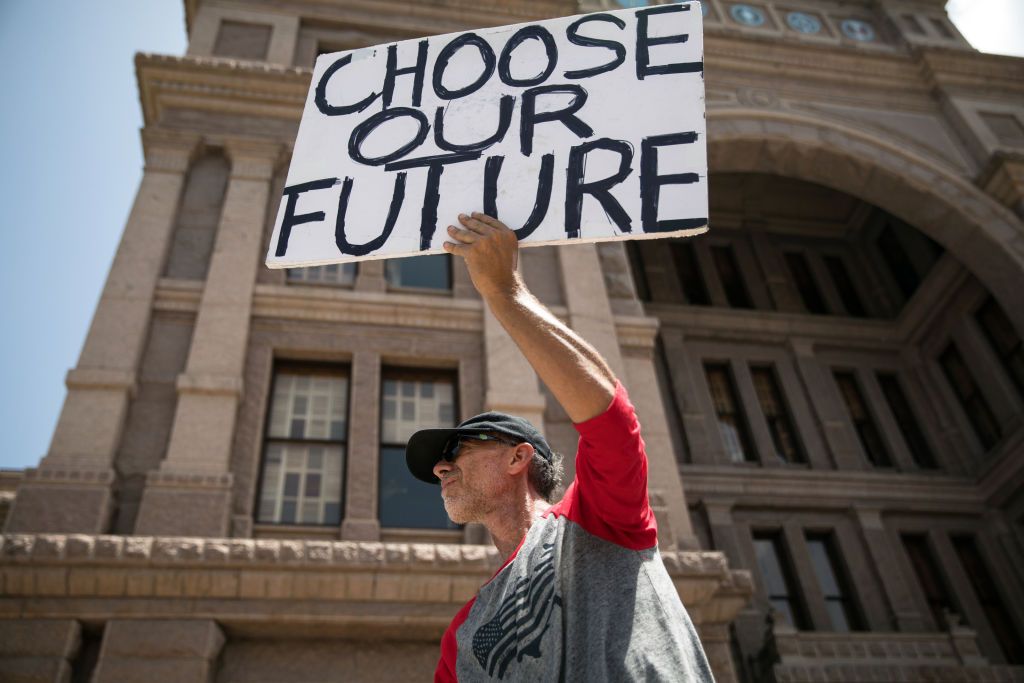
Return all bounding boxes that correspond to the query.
[432,435,517,524]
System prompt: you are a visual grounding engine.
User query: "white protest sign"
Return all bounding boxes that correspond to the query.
[266,3,707,269]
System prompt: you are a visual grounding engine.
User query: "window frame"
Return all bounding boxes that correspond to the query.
[974,296,1024,400]
[833,370,893,468]
[784,250,830,315]
[254,362,352,528]
[286,262,358,288]
[875,372,937,470]
[752,529,811,630]
[377,366,461,531]
[805,531,865,632]
[709,244,754,309]
[938,343,1002,452]
[704,361,757,464]
[750,363,806,465]
[384,253,454,295]
[900,533,961,630]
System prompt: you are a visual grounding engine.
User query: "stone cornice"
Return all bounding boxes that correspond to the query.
[0,534,750,626]
[135,52,309,129]
[681,465,985,515]
[918,46,1024,95]
[646,304,902,350]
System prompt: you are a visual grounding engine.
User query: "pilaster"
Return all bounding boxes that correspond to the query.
[5,129,199,534]
[135,138,280,537]
[341,351,382,541]
[93,620,224,683]
[852,505,926,632]
[787,338,864,471]
[0,619,81,683]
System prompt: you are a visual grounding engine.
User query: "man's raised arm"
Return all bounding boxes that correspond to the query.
[443,212,616,423]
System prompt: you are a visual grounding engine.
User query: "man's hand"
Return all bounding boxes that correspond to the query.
[443,212,616,423]
[443,213,520,300]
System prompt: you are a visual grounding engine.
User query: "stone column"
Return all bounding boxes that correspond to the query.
[483,307,546,429]
[788,338,864,471]
[135,138,280,537]
[5,130,198,534]
[661,328,718,465]
[748,230,801,313]
[0,619,81,683]
[852,505,926,631]
[341,351,382,541]
[93,620,224,683]
[558,243,696,548]
[354,260,387,293]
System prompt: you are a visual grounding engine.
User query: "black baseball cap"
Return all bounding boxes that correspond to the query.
[405,412,553,484]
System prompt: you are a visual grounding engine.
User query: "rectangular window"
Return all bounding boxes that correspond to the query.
[975,297,1024,399]
[626,242,652,302]
[750,365,805,464]
[379,369,458,529]
[876,225,921,300]
[257,367,348,526]
[901,534,959,629]
[213,20,272,61]
[710,245,753,309]
[834,371,892,467]
[823,255,867,318]
[876,373,936,469]
[785,252,829,315]
[704,363,756,463]
[287,263,357,286]
[939,344,1002,450]
[951,535,1024,664]
[671,242,710,305]
[753,531,810,630]
[385,254,451,291]
[806,533,863,631]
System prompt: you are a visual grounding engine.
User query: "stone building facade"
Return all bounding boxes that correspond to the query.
[2,0,1024,681]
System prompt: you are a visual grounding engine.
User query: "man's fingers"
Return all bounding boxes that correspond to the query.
[443,241,469,256]
[472,212,506,231]
[458,213,492,235]
[447,225,477,244]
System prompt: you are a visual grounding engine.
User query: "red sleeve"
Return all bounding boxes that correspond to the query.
[435,597,475,682]
[547,381,657,550]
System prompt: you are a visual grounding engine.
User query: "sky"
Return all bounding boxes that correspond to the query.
[0,1,1021,471]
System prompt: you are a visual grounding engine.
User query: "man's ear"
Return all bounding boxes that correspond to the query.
[507,443,535,476]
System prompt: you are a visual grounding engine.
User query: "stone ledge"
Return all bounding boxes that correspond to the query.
[20,468,115,486]
[64,368,136,393]
[0,534,732,577]
[144,471,234,490]
[175,373,244,397]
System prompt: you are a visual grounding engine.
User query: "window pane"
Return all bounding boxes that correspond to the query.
[976,297,1024,399]
[877,373,936,469]
[257,442,344,526]
[379,446,458,529]
[902,534,958,629]
[269,372,349,441]
[951,535,1024,664]
[711,245,753,309]
[939,345,1001,451]
[806,534,862,631]
[386,254,451,290]
[834,371,892,467]
[705,363,755,463]
[287,262,356,286]
[381,376,456,444]
[751,366,805,464]
[753,533,808,630]
[785,252,828,315]
[876,224,922,300]
[823,255,867,318]
[671,242,710,305]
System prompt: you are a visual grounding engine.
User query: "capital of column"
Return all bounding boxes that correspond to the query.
[65,368,137,395]
[222,137,283,181]
[141,128,201,173]
[788,337,816,357]
[852,503,887,530]
[703,498,736,526]
[175,372,244,398]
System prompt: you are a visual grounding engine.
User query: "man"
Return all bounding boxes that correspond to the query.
[405,213,714,682]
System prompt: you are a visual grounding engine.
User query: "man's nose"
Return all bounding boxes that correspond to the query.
[433,458,453,479]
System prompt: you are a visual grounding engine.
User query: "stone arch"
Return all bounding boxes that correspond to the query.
[708,109,1024,329]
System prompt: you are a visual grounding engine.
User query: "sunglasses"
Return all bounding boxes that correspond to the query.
[442,434,518,462]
